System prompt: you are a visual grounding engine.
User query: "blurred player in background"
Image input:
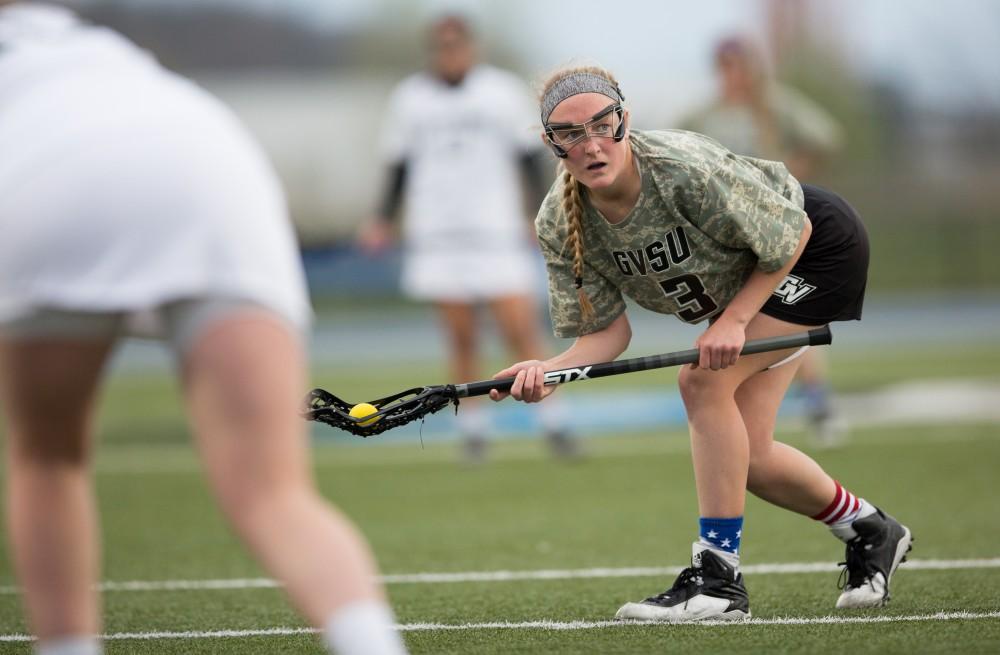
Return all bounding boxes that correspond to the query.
[680,35,846,445]
[358,14,576,462]
[0,3,406,654]
[492,65,911,622]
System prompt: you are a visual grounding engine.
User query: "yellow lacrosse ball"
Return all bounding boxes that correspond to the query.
[349,402,381,427]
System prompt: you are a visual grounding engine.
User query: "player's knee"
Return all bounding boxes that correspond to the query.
[8,421,92,467]
[678,366,729,410]
[216,475,308,533]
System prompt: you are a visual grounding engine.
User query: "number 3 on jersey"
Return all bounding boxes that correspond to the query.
[658,274,719,323]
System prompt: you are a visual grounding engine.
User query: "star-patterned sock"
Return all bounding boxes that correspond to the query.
[698,516,743,556]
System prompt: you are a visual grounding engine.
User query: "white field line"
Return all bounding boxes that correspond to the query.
[1,558,998,595]
[2,611,1000,642]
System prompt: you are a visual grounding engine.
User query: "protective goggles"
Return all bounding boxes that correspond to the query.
[544,103,624,152]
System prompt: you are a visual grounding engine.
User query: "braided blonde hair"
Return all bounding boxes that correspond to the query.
[539,65,622,320]
[558,165,593,318]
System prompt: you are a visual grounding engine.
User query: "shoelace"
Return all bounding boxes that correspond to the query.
[837,538,878,591]
[644,566,703,603]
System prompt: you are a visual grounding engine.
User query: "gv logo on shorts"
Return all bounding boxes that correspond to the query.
[773,274,816,305]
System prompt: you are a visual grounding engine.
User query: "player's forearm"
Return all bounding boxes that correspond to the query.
[545,313,632,369]
[376,162,407,222]
[519,150,550,212]
[720,220,812,326]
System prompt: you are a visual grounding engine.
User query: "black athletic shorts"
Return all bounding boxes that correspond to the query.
[760,184,869,325]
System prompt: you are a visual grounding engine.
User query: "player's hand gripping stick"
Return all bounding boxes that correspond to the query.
[304,326,832,437]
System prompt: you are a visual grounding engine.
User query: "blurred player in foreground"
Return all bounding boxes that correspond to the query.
[358,14,576,462]
[0,4,405,654]
[491,65,911,622]
[680,35,846,445]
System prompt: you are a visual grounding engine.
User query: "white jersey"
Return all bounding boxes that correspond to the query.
[0,3,310,329]
[379,64,542,255]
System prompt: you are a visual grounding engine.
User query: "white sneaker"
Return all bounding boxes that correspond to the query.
[615,548,750,622]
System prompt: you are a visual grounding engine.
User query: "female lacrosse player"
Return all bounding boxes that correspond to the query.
[359,14,576,462]
[490,65,912,622]
[0,4,405,654]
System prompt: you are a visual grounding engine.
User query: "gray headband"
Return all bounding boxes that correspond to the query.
[541,73,624,124]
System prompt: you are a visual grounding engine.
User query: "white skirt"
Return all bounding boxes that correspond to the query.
[0,74,311,333]
[401,247,543,303]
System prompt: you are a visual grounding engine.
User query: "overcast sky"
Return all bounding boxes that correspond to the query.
[74,0,1000,110]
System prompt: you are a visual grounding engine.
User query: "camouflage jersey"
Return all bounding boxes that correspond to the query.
[535,129,807,338]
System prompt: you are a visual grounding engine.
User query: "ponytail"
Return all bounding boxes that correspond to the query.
[560,167,593,319]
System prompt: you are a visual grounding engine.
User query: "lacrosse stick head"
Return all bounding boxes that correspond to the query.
[302,385,459,437]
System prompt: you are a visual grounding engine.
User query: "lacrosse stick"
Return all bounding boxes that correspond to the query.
[303,325,832,437]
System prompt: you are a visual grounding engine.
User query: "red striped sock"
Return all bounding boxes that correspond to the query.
[812,480,861,525]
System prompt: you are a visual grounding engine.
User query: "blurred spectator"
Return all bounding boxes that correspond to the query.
[358,13,576,462]
[0,3,405,654]
[679,34,846,445]
[680,35,843,181]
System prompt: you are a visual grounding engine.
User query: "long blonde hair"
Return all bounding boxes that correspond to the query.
[539,65,622,320]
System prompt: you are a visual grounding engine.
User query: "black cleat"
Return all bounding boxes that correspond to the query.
[615,548,750,622]
[836,508,913,608]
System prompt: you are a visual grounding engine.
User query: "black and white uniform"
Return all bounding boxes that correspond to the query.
[379,65,544,301]
[0,4,310,336]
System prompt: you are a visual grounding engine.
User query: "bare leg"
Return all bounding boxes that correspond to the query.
[487,294,545,363]
[434,301,479,385]
[435,302,489,455]
[621,318,889,622]
[736,356,837,516]
[179,312,388,627]
[678,361,751,517]
[677,315,818,517]
[0,338,113,642]
[616,317,810,623]
[488,294,576,455]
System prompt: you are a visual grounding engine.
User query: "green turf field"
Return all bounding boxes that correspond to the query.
[1,342,999,653]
